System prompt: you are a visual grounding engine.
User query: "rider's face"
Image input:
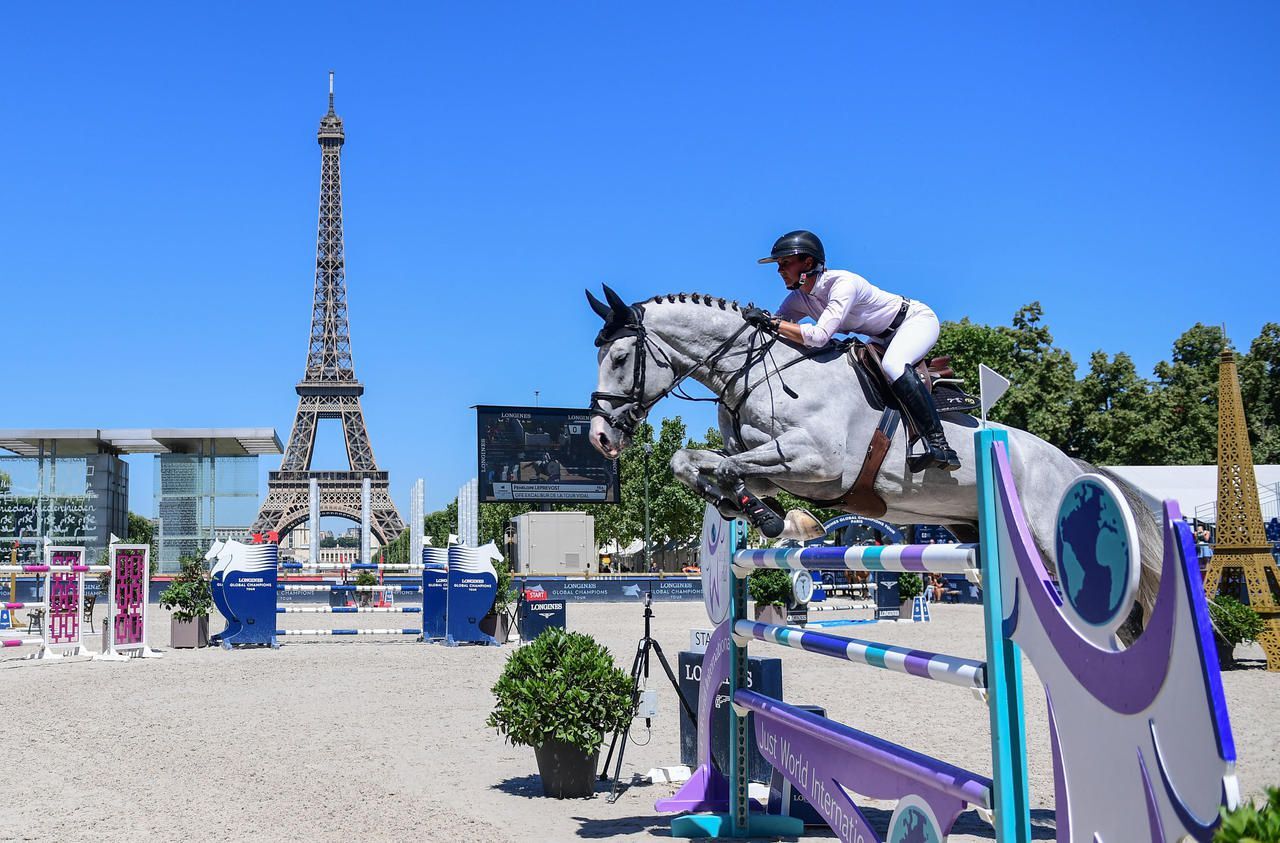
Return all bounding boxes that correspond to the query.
[777,255,814,290]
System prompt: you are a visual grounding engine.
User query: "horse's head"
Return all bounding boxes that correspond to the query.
[586,285,677,458]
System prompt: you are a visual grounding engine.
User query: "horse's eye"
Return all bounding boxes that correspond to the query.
[610,348,628,365]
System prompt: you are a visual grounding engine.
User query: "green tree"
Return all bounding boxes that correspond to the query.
[998,303,1080,447]
[1068,351,1163,465]
[424,499,459,548]
[126,512,154,545]
[1151,324,1227,465]
[1239,323,1280,464]
[934,303,1077,447]
[932,316,1016,391]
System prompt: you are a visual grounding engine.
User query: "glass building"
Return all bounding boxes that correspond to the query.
[0,443,128,564]
[155,452,261,571]
[0,429,281,573]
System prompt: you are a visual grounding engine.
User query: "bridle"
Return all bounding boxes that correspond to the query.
[590,307,754,437]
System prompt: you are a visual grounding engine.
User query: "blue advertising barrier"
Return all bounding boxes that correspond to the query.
[517,595,566,640]
[514,575,702,603]
[210,541,280,648]
[445,545,498,645]
[422,566,448,640]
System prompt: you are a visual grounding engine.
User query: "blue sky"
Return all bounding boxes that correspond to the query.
[2,4,1277,518]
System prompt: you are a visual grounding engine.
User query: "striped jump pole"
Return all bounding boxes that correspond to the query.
[276,606,422,614]
[732,543,978,577]
[0,564,110,574]
[732,619,987,692]
[278,562,424,571]
[275,628,422,637]
[804,602,868,613]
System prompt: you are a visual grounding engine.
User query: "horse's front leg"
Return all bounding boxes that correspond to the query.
[671,448,743,520]
[712,430,840,540]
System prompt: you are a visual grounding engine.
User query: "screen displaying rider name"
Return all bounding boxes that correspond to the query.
[476,405,621,504]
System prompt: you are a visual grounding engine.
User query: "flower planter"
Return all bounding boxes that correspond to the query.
[171,616,209,649]
[533,738,600,798]
[479,612,512,643]
[1214,635,1237,670]
[754,604,787,626]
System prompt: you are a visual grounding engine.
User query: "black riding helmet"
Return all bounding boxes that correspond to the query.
[757,230,825,266]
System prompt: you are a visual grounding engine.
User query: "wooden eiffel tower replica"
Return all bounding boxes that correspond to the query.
[1202,347,1280,670]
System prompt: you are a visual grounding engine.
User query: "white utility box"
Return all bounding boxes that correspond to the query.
[509,511,595,573]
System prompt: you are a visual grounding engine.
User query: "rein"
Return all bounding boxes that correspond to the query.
[590,309,817,441]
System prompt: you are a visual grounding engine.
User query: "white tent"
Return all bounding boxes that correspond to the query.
[1103,464,1280,523]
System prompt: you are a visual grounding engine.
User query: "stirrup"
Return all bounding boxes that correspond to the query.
[907,438,961,473]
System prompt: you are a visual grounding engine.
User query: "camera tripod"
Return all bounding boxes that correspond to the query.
[599,590,696,802]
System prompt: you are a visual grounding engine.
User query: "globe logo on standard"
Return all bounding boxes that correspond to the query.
[1053,474,1140,643]
[701,504,732,624]
[887,796,942,843]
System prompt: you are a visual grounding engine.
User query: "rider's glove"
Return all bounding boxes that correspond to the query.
[742,305,776,331]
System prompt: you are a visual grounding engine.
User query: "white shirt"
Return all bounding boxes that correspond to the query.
[776,269,906,347]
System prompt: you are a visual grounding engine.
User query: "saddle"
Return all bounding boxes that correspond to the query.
[850,342,978,421]
[808,341,978,518]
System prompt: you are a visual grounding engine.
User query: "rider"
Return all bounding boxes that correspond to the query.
[747,230,961,473]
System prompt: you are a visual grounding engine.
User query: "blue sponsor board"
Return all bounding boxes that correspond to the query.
[678,650,782,783]
[211,542,279,647]
[446,546,498,645]
[875,572,901,620]
[422,567,448,640]
[513,576,702,603]
[518,597,567,640]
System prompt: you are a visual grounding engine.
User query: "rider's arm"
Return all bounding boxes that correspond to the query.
[776,276,858,347]
[773,295,807,344]
[775,320,806,344]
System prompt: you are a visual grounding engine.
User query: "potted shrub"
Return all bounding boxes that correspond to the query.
[487,627,634,798]
[480,557,516,643]
[749,568,792,626]
[158,554,213,648]
[1208,595,1264,669]
[354,569,377,607]
[897,572,924,619]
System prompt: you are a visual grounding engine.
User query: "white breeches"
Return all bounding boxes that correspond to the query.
[880,301,940,382]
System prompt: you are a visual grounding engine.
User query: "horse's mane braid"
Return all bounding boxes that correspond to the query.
[648,293,740,311]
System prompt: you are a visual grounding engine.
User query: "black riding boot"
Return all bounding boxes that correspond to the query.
[890,370,961,473]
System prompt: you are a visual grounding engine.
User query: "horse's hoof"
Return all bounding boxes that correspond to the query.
[780,509,825,542]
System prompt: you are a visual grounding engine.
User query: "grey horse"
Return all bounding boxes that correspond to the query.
[587,287,1160,628]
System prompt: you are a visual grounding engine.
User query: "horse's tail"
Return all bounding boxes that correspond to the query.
[1087,461,1164,638]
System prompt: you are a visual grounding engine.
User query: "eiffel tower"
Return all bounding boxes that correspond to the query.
[251,74,405,546]
[1202,346,1280,670]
